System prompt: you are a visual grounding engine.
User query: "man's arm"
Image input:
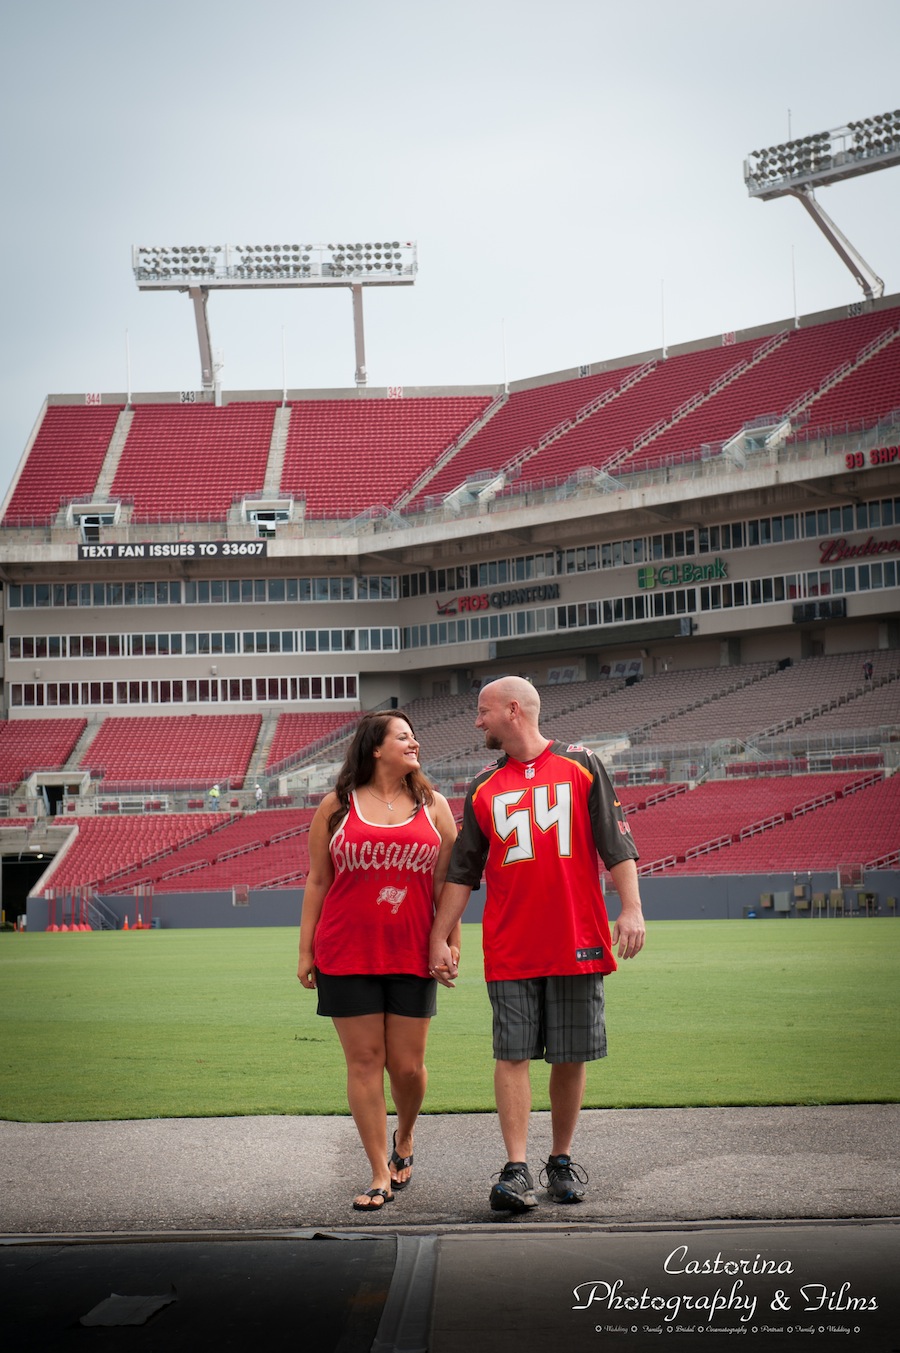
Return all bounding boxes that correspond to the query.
[428,881,472,987]
[608,858,645,960]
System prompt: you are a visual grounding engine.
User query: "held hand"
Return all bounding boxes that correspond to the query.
[612,909,646,961]
[429,940,458,988]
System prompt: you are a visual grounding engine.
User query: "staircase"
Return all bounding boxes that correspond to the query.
[393,393,507,508]
[94,406,135,500]
[65,721,103,771]
[88,893,119,930]
[263,406,292,495]
[246,713,281,784]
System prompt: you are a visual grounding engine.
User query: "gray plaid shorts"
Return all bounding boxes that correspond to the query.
[486,974,607,1064]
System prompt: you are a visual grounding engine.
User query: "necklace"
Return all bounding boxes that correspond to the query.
[365,784,406,810]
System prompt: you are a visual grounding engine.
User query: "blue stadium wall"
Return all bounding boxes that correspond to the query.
[25,871,900,931]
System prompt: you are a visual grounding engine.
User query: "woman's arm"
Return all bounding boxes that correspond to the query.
[297,795,338,988]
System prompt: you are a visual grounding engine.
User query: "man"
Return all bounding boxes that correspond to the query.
[429,676,645,1213]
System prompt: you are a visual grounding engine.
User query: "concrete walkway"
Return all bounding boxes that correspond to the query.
[2,1105,898,1351]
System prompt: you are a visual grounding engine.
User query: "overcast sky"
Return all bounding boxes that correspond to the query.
[2,0,898,494]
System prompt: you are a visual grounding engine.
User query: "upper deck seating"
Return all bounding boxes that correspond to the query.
[0,718,86,789]
[3,405,123,524]
[791,331,900,439]
[110,403,276,521]
[622,307,899,471]
[406,369,631,508]
[280,396,491,517]
[78,714,261,789]
[519,335,768,484]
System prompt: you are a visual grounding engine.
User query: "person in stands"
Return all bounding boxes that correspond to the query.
[429,676,645,1213]
[298,711,459,1211]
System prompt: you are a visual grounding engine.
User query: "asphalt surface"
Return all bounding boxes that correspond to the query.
[2,1105,898,1352]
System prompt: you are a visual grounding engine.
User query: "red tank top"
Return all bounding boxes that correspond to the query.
[313,791,443,978]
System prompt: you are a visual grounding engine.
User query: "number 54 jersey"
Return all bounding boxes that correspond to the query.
[446,741,640,981]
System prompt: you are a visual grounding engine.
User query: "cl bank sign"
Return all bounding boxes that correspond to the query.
[638,558,728,589]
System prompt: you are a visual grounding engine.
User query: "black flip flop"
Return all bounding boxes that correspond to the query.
[389,1129,414,1189]
[352,1187,394,1211]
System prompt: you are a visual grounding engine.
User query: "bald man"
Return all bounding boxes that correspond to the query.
[429,676,645,1212]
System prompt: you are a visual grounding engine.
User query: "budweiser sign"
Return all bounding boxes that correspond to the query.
[818,535,900,564]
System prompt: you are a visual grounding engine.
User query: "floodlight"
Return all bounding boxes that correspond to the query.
[132,237,418,389]
[744,109,900,300]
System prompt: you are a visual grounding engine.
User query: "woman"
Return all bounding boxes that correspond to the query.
[297,710,460,1211]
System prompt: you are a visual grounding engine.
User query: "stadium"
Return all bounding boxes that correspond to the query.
[1,232,898,934]
[1,107,899,932]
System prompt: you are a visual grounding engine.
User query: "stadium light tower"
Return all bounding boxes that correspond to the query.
[131,240,418,390]
[745,109,900,301]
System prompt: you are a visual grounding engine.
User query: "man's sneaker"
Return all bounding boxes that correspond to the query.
[489,1161,538,1212]
[540,1154,588,1203]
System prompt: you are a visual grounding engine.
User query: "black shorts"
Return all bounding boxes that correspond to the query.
[315,971,437,1020]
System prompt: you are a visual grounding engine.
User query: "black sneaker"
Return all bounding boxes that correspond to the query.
[489,1161,538,1212]
[540,1154,588,1203]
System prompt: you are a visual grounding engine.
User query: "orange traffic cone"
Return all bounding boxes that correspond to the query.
[123,915,129,930]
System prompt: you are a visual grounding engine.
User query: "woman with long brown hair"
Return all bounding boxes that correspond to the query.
[297,710,459,1210]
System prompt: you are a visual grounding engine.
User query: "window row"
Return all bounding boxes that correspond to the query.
[7,574,397,609]
[400,554,555,598]
[9,673,358,709]
[9,627,400,660]
[402,495,900,597]
[401,561,898,648]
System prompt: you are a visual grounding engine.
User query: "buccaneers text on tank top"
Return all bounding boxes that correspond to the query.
[314,794,442,977]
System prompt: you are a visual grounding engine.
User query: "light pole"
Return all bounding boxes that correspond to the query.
[744,109,900,301]
[132,240,418,391]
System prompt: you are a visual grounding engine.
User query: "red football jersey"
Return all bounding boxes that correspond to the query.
[447,741,639,981]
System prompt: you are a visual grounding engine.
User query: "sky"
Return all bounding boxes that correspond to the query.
[1,0,899,494]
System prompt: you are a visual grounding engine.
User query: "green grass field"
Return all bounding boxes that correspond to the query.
[1,920,897,1122]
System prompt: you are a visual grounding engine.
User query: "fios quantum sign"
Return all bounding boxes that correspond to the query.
[637,559,728,589]
[436,583,560,615]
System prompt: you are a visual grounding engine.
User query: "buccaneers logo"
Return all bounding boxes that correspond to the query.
[376,886,407,914]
